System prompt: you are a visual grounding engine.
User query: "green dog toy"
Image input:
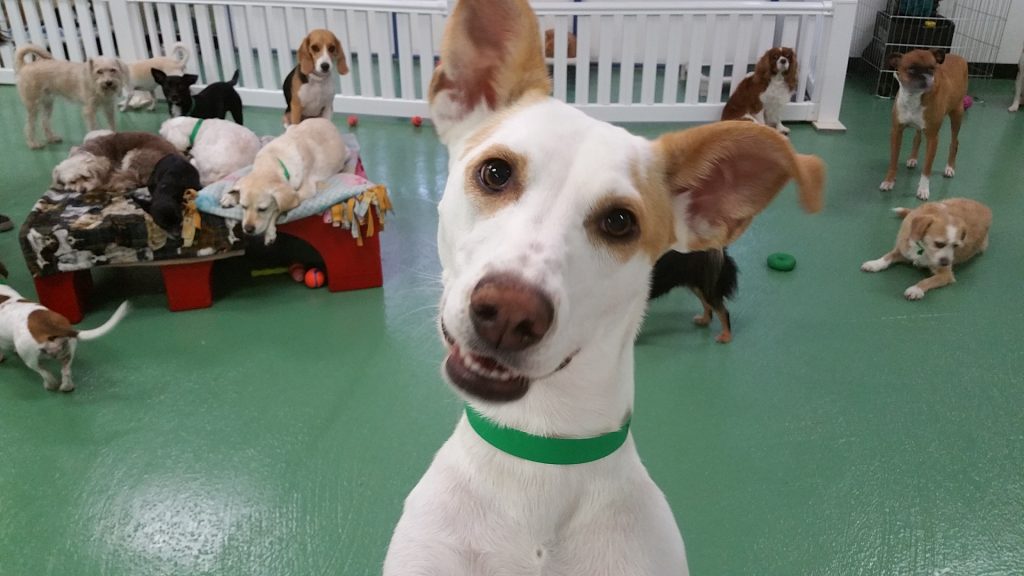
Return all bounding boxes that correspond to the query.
[767,252,796,272]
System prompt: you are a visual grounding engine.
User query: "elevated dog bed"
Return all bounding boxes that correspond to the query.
[19,134,391,323]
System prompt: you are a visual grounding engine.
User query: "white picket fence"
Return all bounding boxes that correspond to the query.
[0,0,856,129]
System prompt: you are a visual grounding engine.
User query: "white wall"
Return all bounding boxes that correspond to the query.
[997,0,1024,63]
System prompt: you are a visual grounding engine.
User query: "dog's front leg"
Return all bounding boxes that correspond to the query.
[906,130,922,168]
[880,124,903,191]
[861,248,906,273]
[264,220,278,245]
[58,340,78,393]
[103,101,117,131]
[24,101,42,149]
[916,129,941,200]
[905,267,955,300]
[82,103,98,132]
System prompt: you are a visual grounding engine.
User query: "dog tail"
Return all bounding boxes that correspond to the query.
[76,301,131,341]
[892,207,912,219]
[227,69,240,86]
[15,44,53,72]
[168,42,190,66]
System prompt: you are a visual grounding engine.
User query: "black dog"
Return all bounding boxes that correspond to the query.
[152,69,243,124]
[648,249,739,343]
[142,154,202,236]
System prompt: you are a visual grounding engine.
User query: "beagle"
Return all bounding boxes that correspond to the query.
[282,29,349,126]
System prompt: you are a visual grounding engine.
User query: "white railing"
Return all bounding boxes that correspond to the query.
[0,0,856,129]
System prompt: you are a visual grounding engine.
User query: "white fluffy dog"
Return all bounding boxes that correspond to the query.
[15,45,127,149]
[121,43,190,111]
[159,117,264,185]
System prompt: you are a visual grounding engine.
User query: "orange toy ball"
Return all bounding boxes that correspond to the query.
[304,268,326,289]
[411,115,423,127]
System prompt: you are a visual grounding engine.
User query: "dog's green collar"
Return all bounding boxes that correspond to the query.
[465,405,630,465]
[187,118,204,151]
[915,240,926,256]
[278,159,291,182]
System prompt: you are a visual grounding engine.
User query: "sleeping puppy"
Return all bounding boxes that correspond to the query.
[282,29,349,126]
[861,198,991,300]
[220,118,347,244]
[152,69,244,124]
[159,116,263,185]
[143,154,202,235]
[649,249,738,343]
[0,285,129,392]
[52,131,181,196]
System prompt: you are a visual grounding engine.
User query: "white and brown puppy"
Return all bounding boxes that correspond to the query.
[52,131,181,196]
[382,0,825,573]
[0,285,129,392]
[861,198,991,300]
[220,118,347,244]
[15,44,128,149]
[121,43,190,111]
[721,46,798,135]
[160,116,263,185]
[880,49,968,201]
[282,29,349,126]
[1009,45,1023,112]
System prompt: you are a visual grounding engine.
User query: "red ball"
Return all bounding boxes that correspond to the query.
[288,263,305,283]
[962,95,973,110]
[304,268,326,289]
[411,115,423,127]
[347,115,359,127]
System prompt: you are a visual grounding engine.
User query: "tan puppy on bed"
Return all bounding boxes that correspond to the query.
[220,118,347,244]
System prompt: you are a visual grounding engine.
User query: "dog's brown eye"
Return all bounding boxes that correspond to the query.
[478,159,513,192]
[311,44,320,52]
[600,209,638,239]
[328,45,336,53]
[934,241,946,248]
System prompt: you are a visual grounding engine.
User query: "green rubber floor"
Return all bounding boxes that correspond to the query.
[1,75,1022,576]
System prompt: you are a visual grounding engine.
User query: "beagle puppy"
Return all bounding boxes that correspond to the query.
[282,29,349,126]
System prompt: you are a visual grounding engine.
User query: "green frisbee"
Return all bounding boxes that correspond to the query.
[767,252,796,271]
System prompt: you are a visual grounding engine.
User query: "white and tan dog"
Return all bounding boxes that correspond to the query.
[220,118,347,244]
[382,1,825,574]
[160,116,263,185]
[15,45,128,149]
[121,43,190,111]
[861,198,991,300]
[0,285,129,392]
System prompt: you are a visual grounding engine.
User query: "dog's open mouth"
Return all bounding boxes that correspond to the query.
[441,323,575,403]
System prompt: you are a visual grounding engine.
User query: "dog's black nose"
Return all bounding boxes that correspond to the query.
[938,257,951,267]
[470,273,554,352]
[243,224,255,234]
[320,62,330,72]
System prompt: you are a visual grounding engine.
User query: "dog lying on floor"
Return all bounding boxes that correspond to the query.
[381,0,825,574]
[649,249,739,343]
[52,131,181,196]
[15,45,128,149]
[159,116,264,185]
[0,285,129,392]
[861,198,991,300]
[220,118,347,244]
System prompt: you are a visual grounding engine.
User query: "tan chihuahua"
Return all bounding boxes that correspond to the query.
[879,49,968,201]
[861,198,991,300]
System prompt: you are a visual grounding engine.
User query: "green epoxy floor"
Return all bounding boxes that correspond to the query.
[1,76,1023,575]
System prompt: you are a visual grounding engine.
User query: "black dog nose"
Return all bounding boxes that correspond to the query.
[243,224,255,234]
[320,62,330,72]
[470,273,554,352]
[938,257,951,267]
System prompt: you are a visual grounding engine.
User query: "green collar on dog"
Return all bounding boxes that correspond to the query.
[278,159,291,182]
[915,240,926,256]
[187,118,204,151]
[465,405,630,465]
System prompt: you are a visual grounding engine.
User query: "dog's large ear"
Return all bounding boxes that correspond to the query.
[910,215,935,240]
[329,32,349,75]
[929,48,946,64]
[429,0,551,146]
[886,52,903,70]
[272,186,301,213]
[116,58,129,80]
[654,122,825,251]
[298,36,314,76]
[183,74,198,86]
[151,68,167,85]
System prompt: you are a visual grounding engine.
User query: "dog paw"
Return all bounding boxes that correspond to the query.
[264,230,277,245]
[692,315,711,327]
[219,193,239,208]
[59,380,75,393]
[879,180,895,191]
[777,125,791,136]
[943,166,955,178]
[861,258,889,272]
[916,183,930,201]
[904,286,925,300]
[906,158,918,169]
[715,332,732,344]
[47,135,63,144]
[28,141,44,150]
[1010,102,1020,112]
[43,376,59,391]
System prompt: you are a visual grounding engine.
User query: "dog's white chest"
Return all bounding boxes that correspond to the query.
[297,77,334,117]
[760,76,792,110]
[896,90,926,130]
